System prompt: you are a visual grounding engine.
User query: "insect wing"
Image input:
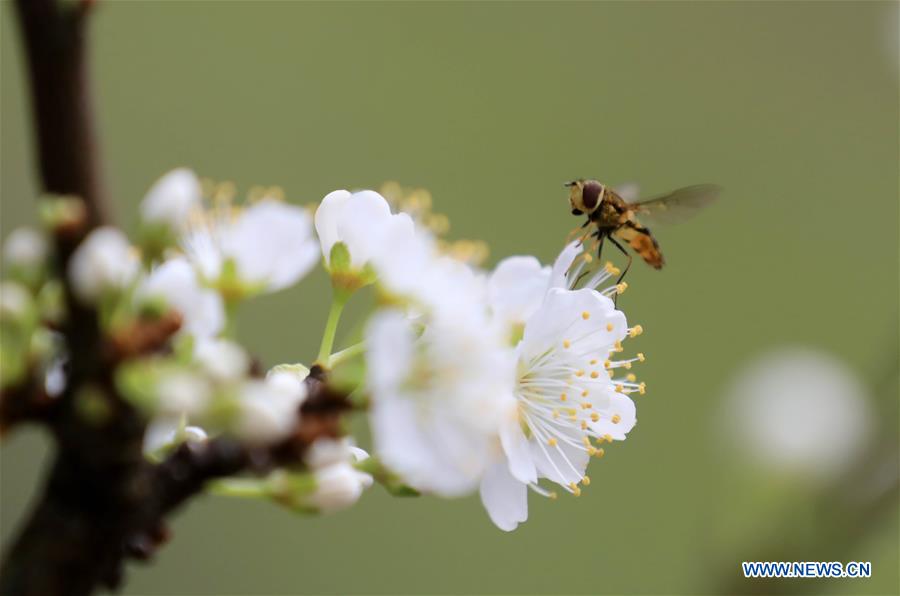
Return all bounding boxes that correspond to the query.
[631,184,721,225]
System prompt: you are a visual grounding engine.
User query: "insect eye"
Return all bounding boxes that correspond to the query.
[571,208,583,216]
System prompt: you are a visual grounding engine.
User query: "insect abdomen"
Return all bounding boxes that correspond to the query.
[616,223,665,269]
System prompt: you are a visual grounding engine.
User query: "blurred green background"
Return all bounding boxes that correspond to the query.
[2,1,898,594]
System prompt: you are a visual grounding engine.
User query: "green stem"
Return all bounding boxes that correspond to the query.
[222,299,240,339]
[328,341,366,369]
[316,288,350,365]
[209,478,269,499]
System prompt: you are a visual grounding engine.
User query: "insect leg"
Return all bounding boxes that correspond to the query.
[607,236,632,306]
[596,232,605,263]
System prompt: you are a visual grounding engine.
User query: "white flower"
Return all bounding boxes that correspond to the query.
[67,227,140,304]
[721,347,872,482]
[303,437,373,513]
[315,190,400,269]
[481,287,642,531]
[181,199,319,295]
[155,370,212,417]
[233,371,306,445]
[3,227,48,269]
[366,308,515,497]
[137,257,224,339]
[140,168,202,228]
[194,338,250,383]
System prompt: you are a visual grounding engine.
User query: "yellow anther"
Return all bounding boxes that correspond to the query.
[575,370,584,377]
[587,446,598,456]
[603,433,613,443]
[560,393,568,401]
[569,413,578,421]
[582,475,591,486]
[583,253,593,263]
[590,358,598,365]
[626,373,637,382]
[595,447,605,458]
[582,311,591,320]
[582,436,592,447]
[629,324,643,338]
[549,491,559,500]
[612,414,622,424]
[569,482,582,497]
[563,340,571,349]
[639,382,646,395]
[590,412,600,422]
[547,438,558,447]
[606,323,614,332]
[604,359,612,369]
[581,389,589,397]
[608,370,615,378]
[624,361,632,370]
[637,352,645,362]
[614,340,624,352]
[590,371,600,379]
[616,282,628,294]
[615,384,624,393]
[580,420,588,430]
[581,402,592,409]
[604,262,620,276]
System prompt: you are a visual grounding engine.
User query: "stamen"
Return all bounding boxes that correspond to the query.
[563,340,571,349]
[590,412,599,422]
[581,311,591,320]
[590,371,600,379]
[582,475,591,486]
[612,414,621,424]
[606,323,614,332]
[629,324,643,337]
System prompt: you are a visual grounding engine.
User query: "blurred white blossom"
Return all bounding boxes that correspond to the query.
[721,347,873,481]
[366,307,515,497]
[303,438,373,513]
[233,371,306,445]
[181,199,319,296]
[140,168,202,228]
[0,281,32,319]
[194,338,250,383]
[137,257,224,339]
[67,227,139,304]
[3,227,48,269]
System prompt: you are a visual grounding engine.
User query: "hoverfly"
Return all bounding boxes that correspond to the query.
[565,179,721,291]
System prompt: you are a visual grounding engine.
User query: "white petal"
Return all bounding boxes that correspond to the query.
[140,168,201,227]
[314,190,351,263]
[521,288,626,361]
[590,392,637,440]
[499,409,537,484]
[138,257,224,339]
[336,191,394,269]
[479,461,528,532]
[68,227,139,303]
[528,424,590,487]
[549,241,582,290]
[488,256,550,329]
[224,201,320,291]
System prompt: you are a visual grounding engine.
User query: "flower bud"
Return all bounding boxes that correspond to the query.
[140,168,201,228]
[67,227,139,304]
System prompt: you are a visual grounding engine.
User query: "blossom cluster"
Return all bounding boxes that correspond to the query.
[0,169,644,530]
